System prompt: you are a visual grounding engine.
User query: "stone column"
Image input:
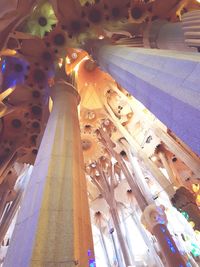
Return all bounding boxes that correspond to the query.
[99,229,112,267]
[109,207,132,267]
[126,155,154,205]
[93,44,200,156]
[141,204,187,267]
[4,81,94,267]
[182,10,200,50]
[118,203,136,264]
[144,20,196,52]
[156,147,178,186]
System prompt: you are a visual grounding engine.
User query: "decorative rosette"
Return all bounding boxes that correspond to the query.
[81,133,104,164]
[26,2,57,37]
[129,0,149,24]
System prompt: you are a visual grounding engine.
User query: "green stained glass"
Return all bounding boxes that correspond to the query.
[191,243,200,257]
[181,211,189,220]
[26,2,57,37]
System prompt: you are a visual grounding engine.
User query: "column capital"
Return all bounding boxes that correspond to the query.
[141,204,168,233]
[50,80,81,104]
[143,19,195,52]
[182,10,200,50]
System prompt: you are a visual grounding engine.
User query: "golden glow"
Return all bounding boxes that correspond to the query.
[0,49,16,57]
[0,87,15,101]
[74,63,81,73]
[65,49,88,75]
[192,183,200,193]
[0,87,16,118]
[189,221,195,228]
[196,194,200,206]
[48,97,53,112]
[58,58,63,68]
[66,56,71,65]
[75,56,88,72]
[68,56,88,75]
[195,230,200,235]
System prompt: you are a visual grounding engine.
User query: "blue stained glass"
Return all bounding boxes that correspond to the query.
[9,79,17,88]
[165,237,176,253]
[157,216,165,224]
[161,226,166,233]
[89,259,96,267]
[87,249,91,256]
[170,245,176,253]
[1,60,6,73]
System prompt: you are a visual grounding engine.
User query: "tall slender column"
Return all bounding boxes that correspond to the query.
[99,228,111,267]
[90,159,132,266]
[125,154,154,205]
[108,226,123,267]
[4,81,94,267]
[94,212,112,267]
[156,148,178,186]
[93,44,200,156]
[118,203,136,264]
[110,207,132,267]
